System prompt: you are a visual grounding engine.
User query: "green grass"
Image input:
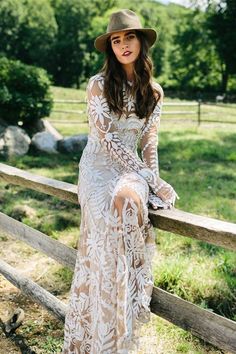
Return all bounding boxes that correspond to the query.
[19,316,64,353]
[48,85,236,131]
[0,85,235,353]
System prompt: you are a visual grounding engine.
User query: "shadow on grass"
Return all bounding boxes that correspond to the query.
[0,148,82,182]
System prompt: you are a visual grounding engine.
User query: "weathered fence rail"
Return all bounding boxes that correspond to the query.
[50,101,201,123]
[0,162,236,353]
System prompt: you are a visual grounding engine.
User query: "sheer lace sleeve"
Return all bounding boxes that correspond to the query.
[140,82,163,179]
[86,74,159,190]
[140,83,179,207]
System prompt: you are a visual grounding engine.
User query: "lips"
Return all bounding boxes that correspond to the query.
[122,51,132,56]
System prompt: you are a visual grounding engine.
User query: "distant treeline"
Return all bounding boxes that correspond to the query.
[0,0,235,94]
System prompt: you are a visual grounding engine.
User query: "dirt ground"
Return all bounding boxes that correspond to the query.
[0,235,162,354]
[0,235,66,353]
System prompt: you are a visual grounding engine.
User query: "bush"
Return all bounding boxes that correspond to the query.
[0,57,53,125]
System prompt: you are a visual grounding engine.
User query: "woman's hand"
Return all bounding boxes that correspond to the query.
[148,192,170,210]
[138,168,179,208]
[153,177,179,207]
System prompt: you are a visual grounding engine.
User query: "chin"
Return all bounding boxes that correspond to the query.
[120,57,136,65]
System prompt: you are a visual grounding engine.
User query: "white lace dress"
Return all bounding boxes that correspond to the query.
[62,72,164,354]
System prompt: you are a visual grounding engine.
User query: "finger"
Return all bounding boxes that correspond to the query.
[161,191,173,200]
[151,203,158,209]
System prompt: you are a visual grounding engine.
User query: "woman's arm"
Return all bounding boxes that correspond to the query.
[140,83,179,205]
[140,84,163,179]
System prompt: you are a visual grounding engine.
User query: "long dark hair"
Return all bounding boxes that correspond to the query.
[100,30,161,121]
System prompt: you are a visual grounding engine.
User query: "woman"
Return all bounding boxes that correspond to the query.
[62,9,178,354]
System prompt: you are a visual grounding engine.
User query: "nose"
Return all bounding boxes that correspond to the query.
[121,38,129,49]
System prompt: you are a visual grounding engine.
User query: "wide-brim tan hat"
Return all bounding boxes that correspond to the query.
[94,9,157,52]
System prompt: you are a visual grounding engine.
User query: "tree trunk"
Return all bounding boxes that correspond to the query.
[221,68,229,92]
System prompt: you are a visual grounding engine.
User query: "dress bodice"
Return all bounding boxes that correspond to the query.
[87,76,146,154]
[80,72,164,199]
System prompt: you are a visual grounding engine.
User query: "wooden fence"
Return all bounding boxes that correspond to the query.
[49,100,236,125]
[0,163,236,353]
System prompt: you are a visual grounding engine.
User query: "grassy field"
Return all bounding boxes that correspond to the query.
[50,85,236,129]
[0,85,235,353]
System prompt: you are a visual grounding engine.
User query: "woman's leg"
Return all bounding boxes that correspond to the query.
[109,179,155,352]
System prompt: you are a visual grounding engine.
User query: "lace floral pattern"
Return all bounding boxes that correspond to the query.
[62,73,163,353]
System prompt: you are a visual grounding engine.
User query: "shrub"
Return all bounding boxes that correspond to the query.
[0,57,53,125]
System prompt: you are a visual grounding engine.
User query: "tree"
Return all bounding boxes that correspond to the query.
[0,0,57,70]
[0,0,24,58]
[168,9,221,92]
[17,0,58,69]
[50,0,116,87]
[0,57,53,126]
[205,0,236,91]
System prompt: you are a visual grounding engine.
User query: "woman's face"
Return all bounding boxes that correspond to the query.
[110,30,141,67]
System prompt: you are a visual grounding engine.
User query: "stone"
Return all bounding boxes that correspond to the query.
[0,125,31,157]
[22,118,63,140]
[31,131,59,154]
[57,134,88,153]
[42,119,63,140]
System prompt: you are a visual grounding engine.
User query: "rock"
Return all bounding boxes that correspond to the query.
[22,118,63,140]
[0,125,31,157]
[57,134,88,153]
[4,308,25,334]
[22,118,45,137]
[31,131,59,154]
[42,119,63,140]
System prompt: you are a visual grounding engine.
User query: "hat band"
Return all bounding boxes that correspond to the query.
[107,24,142,34]
[107,18,142,33]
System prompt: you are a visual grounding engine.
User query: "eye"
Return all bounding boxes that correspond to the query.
[128,34,135,40]
[112,39,120,44]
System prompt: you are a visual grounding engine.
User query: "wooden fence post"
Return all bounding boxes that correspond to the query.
[198,99,201,125]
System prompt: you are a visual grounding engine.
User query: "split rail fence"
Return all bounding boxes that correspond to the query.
[0,163,236,353]
[49,99,236,125]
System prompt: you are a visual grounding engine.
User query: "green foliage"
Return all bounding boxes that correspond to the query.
[0,0,25,58]
[50,0,116,87]
[0,0,57,69]
[54,266,73,288]
[0,57,53,124]
[39,336,64,353]
[0,0,235,93]
[168,9,221,91]
[206,0,236,91]
[19,0,57,67]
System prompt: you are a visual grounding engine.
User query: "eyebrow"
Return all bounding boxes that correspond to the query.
[111,31,135,41]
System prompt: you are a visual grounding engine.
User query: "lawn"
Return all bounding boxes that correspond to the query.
[0,85,235,353]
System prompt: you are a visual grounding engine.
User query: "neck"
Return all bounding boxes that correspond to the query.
[122,63,134,81]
